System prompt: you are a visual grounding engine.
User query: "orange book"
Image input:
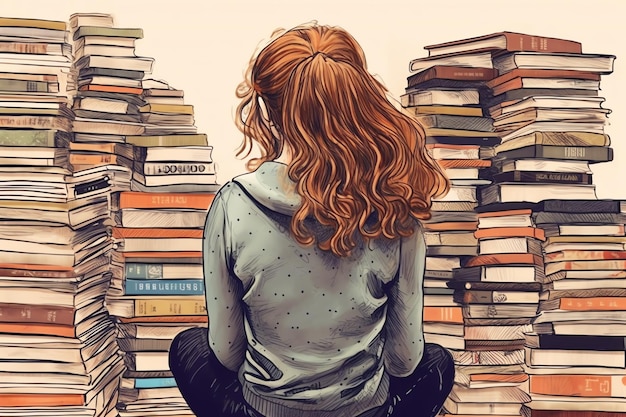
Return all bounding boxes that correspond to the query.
[465,253,543,267]
[78,84,143,95]
[486,68,601,89]
[423,222,478,231]
[423,306,463,323]
[555,297,626,311]
[0,263,73,272]
[437,159,491,168]
[119,192,215,210]
[0,393,84,407]
[119,315,208,324]
[546,250,626,263]
[0,322,75,337]
[477,208,533,218]
[69,153,122,164]
[121,251,202,259]
[530,374,626,398]
[112,227,203,239]
[474,226,545,241]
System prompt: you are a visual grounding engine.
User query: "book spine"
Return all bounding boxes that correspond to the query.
[0,323,76,338]
[423,306,463,323]
[0,393,84,407]
[125,263,164,279]
[125,279,204,296]
[493,171,592,184]
[465,253,542,267]
[70,153,118,164]
[0,79,53,93]
[0,116,70,132]
[119,192,215,209]
[113,227,203,239]
[139,162,215,176]
[134,377,177,389]
[555,297,626,311]
[497,145,613,162]
[0,129,56,146]
[0,303,75,325]
[502,33,582,54]
[530,374,626,398]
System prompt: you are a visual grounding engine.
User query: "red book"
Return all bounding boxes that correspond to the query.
[119,191,215,209]
[425,31,583,56]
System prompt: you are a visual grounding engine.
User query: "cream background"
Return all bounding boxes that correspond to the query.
[4,0,625,199]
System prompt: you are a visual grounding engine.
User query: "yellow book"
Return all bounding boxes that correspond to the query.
[0,17,66,31]
[125,133,208,147]
[134,297,207,317]
[139,103,194,115]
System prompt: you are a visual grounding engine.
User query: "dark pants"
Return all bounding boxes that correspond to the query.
[169,327,454,417]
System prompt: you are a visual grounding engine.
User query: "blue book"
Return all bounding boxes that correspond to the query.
[134,377,177,389]
[124,279,205,296]
[125,263,164,279]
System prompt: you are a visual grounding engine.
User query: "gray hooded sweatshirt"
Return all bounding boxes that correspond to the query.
[202,161,426,417]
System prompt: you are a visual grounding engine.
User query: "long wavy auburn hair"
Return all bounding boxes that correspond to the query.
[235,22,450,257]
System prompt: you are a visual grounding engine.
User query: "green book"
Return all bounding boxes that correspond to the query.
[73,26,144,41]
[0,79,52,93]
[0,129,61,146]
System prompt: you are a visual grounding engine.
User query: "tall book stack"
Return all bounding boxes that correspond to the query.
[406,31,621,417]
[400,59,499,360]
[68,12,149,190]
[521,199,626,417]
[0,16,123,417]
[92,28,218,415]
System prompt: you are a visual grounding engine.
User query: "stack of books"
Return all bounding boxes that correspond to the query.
[0,16,123,417]
[67,12,149,190]
[401,57,499,354]
[406,31,622,417]
[76,18,218,415]
[521,199,626,417]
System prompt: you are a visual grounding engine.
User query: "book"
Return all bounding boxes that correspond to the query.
[406,65,497,89]
[455,289,540,304]
[493,51,616,74]
[529,374,626,398]
[491,171,592,185]
[116,191,215,210]
[414,114,494,131]
[490,95,606,117]
[479,236,543,255]
[474,226,546,241]
[490,76,601,96]
[126,134,208,148]
[486,68,601,89]
[480,183,598,205]
[124,279,204,296]
[534,198,623,213]
[75,55,154,73]
[494,108,609,128]
[498,159,591,174]
[525,333,626,351]
[72,25,144,40]
[494,145,613,163]
[409,50,493,73]
[425,31,583,57]
[0,129,70,147]
[525,346,626,368]
[540,296,626,312]
[403,105,484,117]
[543,224,625,237]
[464,253,543,268]
[453,264,544,283]
[401,89,480,106]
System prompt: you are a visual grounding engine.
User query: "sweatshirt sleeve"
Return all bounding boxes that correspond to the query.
[203,188,247,372]
[383,224,426,377]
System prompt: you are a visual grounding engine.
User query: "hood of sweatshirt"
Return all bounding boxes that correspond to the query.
[232,161,302,216]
